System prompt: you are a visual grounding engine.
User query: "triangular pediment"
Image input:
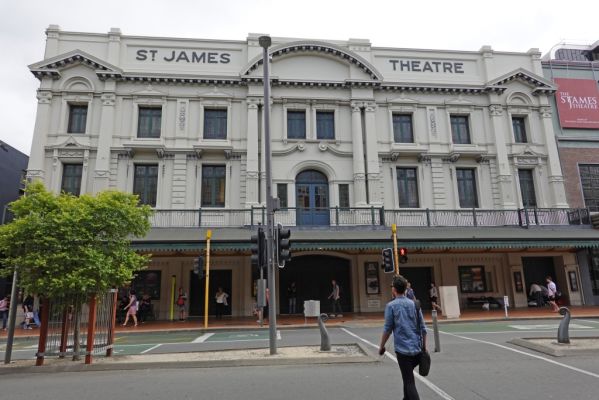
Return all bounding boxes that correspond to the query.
[486,68,556,92]
[512,147,545,159]
[130,84,168,97]
[47,136,90,150]
[197,86,235,98]
[387,94,419,104]
[29,49,122,80]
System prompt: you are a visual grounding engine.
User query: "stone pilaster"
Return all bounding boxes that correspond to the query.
[363,102,382,205]
[246,98,260,206]
[93,84,116,193]
[539,106,568,207]
[351,103,366,206]
[27,87,53,183]
[489,104,517,208]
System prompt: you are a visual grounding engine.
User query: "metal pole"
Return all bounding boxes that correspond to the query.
[259,35,277,355]
[432,309,441,353]
[392,223,399,275]
[4,268,19,364]
[204,230,212,329]
[35,297,50,366]
[84,294,97,365]
[170,275,176,321]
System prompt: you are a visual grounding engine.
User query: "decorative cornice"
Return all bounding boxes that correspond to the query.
[442,153,461,163]
[417,154,432,165]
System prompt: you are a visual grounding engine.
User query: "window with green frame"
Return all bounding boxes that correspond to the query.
[202,165,226,207]
[133,164,158,207]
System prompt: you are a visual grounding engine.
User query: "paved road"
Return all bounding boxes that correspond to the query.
[1,319,598,400]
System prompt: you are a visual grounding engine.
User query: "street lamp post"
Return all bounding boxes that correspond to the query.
[259,35,278,355]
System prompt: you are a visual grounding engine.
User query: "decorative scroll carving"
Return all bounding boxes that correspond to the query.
[37,91,53,104]
[442,153,461,163]
[418,154,432,165]
[489,104,503,116]
[101,93,116,106]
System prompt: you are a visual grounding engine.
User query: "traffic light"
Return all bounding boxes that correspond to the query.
[382,248,395,273]
[276,223,291,268]
[399,247,408,264]
[193,256,205,278]
[251,227,266,269]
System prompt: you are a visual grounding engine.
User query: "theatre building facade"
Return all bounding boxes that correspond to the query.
[26,26,599,319]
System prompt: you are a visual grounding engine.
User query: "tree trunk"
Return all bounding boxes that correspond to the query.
[72,301,82,361]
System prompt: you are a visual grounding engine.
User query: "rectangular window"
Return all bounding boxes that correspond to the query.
[133,164,158,207]
[203,109,227,139]
[456,168,478,208]
[339,184,350,208]
[512,117,527,143]
[287,110,306,139]
[397,168,419,208]
[61,164,83,196]
[450,115,471,144]
[392,114,414,143]
[277,183,288,208]
[316,111,335,140]
[459,266,487,293]
[131,270,162,300]
[518,169,537,207]
[201,165,226,207]
[137,107,162,138]
[579,164,599,212]
[68,104,88,134]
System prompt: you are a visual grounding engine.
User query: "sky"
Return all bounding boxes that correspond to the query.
[1,0,598,155]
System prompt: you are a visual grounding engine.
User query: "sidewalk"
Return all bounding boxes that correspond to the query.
[3,306,598,339]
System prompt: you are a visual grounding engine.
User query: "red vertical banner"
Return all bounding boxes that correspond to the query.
[85,294,97,365]
[555,78,599,129]
[35,298,50,366]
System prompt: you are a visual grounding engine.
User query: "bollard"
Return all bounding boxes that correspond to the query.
[503,295,509,319]
[318,313,331,351]
[432,309,441,352]
[557,307,571,344]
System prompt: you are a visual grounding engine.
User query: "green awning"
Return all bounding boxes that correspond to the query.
[131,238,599,253]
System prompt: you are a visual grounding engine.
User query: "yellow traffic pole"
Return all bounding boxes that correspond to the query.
[203,230,212,329]
[170,275,176,321]
[392,223,399,275]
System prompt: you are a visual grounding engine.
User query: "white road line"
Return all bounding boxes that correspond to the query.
[577,319,599,325]
[440,331,599,380]
[341,327,455,400]
[440,329,599,335]
[192,333,215,343]
[140,344,162,354]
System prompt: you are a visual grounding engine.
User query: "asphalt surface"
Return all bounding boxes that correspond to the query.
[1,318,599,400]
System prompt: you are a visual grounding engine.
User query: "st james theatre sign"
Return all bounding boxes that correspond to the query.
[135,48,231,64]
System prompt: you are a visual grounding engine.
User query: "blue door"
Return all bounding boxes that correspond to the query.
[296,170,330,226]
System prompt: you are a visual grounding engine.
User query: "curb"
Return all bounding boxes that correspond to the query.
[0,342,380,375]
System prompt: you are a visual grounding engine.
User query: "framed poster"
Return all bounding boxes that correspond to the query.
[569,270,579,292]
[459,266,487,293]
[364,262,380,295]
[513,271,523,293]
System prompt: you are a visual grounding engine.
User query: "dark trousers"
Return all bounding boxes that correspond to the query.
[0,310,7,329]
[215,303,225,319]
[331,298,342,315]
[396,352,421,400]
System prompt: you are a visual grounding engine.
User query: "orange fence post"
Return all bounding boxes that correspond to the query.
[35,298,50,366]
[85,294,97,365]
[59,305,71,358]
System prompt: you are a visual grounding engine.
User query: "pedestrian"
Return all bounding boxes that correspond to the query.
[529,283,544,307]
[138,292,152,322]
[379,275,427,400]
[122,289,138,327]
[214,287,229,319]
[176,287,187,321]
[429,283,442,312]
[0,295,9,331]
[327,279,343,318]
[287,282,297,314]
[406,281,416,301]
[545,276,559,312]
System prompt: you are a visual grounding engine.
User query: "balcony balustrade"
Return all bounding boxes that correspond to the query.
[148,207,591,229]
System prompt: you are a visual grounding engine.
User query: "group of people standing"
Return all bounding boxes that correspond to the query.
[529,276,560,312]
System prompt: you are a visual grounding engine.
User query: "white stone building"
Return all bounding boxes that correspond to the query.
[25,26,599,319]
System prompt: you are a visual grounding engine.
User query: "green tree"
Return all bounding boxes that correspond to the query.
[0,182,153,300]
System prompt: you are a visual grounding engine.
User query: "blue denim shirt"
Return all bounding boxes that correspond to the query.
[383,295,427,356]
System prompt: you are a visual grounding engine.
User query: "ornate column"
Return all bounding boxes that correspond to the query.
[489,104,517,208]
[246,98,260,206]
[364,102,382,205]
[539,106,568,207]
[351,102,367,206]
[93,81,116,193]
[27,87,53,183]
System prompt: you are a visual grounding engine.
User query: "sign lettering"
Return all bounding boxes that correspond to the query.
[135,49,231,64]
[388,59,464,74]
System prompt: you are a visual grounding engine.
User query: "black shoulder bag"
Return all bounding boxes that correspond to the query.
[414,300,431,376]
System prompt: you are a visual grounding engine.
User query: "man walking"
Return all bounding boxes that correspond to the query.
[379,275,427,400]
[546,276,559,312]
[328,279,342,318]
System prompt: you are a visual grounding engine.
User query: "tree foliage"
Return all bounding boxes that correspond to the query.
[0,182,153,299]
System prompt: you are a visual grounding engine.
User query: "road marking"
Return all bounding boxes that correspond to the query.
[192,333,214,343]
[340,328,455,400]
[440,331,599,380]
[509,323,592,330]
[442,329,599,335]
[141,344,162,354]
[577,319,599,325]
